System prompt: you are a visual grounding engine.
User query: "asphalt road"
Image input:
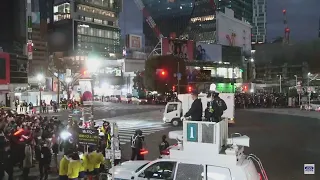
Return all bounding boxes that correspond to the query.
[231,110,320,180]
[47,102,165,120]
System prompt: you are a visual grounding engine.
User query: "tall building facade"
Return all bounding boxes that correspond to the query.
[0,0,27,54]
[142,0,253,49]
[50,0,122,58]
[252,0,266,43]
[186,0,253,43]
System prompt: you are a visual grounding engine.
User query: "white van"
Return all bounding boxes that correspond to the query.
[108,157,261,180]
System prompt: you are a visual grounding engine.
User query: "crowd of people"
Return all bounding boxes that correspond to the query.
[235,93,291,109]
[0,108,141,180]
[0,109,64,180]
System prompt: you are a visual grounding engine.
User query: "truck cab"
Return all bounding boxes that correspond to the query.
[163,93,235,126]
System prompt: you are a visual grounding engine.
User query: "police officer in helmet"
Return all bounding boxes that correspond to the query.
[206,90,227,122]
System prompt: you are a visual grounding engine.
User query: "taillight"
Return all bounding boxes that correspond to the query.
[160,149,170,155]
[258,173,262,180]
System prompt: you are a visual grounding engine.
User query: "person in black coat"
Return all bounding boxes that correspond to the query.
[184,90,203,121]
[36,140,52,180]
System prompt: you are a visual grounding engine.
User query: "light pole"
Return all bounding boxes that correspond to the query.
[277,75,282,93]
[37,74,44,113]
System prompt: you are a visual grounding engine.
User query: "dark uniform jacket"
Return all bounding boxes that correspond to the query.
[184,98,203,121]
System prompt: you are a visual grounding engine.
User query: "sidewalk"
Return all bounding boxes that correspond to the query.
[243,108,320,119]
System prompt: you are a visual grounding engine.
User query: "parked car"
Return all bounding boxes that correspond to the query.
[110,95,119,103]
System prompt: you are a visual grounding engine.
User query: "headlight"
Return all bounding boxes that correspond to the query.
[60,131,72,140]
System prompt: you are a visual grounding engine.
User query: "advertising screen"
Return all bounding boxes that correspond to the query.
[195,43,222,62]
[162,38,194,61]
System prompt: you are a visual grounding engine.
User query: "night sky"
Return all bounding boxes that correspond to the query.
[119,0,320,42]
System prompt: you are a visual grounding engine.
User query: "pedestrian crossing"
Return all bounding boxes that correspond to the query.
[94,110,170,145]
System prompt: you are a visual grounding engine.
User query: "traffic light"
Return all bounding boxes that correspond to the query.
[156,69,167,77]
[81,69,89,77]
[243,85,248,92]
[188,86,192,93]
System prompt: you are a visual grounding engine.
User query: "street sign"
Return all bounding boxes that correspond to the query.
[177,73,181,80]
[77,128,99,146]
[105,150,121,159]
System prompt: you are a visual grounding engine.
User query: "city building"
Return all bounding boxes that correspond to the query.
[50,0,122,59]
[0,0,27,54]
[186,0,253,43]
[252,0,267,43]
[142,0,194,51]
[142,0,253,50]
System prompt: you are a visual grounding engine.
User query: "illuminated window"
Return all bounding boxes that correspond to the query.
[191,15,215,23]
[78,4,115,18]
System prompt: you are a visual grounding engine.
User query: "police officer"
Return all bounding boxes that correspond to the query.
[130,129,144,160]
[184,90,203,121]
[206,91,227,122]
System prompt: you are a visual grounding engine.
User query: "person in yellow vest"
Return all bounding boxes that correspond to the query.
[67,153,81,180]
[78,152,87,180]
[86,147,96,180]
[94,150,105,174]
[59,152,70,180]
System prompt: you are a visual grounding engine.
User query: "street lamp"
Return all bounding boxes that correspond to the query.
[277,75,282,93]
[37,74,44,112]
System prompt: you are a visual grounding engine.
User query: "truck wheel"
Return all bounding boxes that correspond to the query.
[171,119,180,127]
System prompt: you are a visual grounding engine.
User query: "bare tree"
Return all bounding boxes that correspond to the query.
[48,54,82,102]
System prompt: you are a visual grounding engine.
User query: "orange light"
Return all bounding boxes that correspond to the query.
[140,148,149,155]
[14,129,24,136]
[83,71,87,75]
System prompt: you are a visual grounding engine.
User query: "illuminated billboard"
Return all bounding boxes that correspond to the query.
[161,38,194,61]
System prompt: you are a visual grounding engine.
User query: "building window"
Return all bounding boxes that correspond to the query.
[78,4,115,18]
[54,14,71,22]
[54,3,70,13]
[107,21,113,26]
